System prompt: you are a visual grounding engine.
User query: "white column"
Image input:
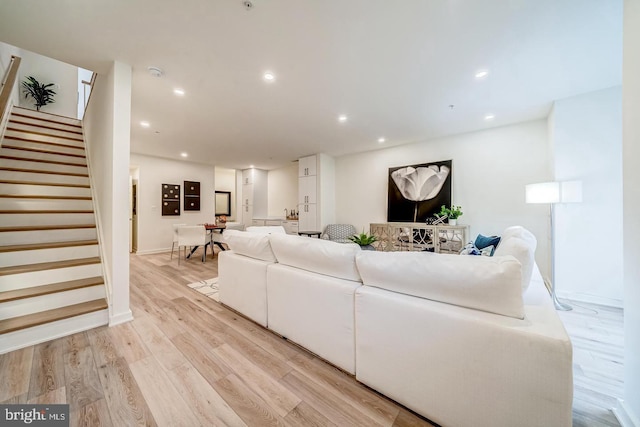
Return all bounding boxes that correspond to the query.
[617,0,640,425]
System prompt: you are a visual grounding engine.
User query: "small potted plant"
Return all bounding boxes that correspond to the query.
[22,76,56,111]
[437,205,463,226]
[349,231,378,250]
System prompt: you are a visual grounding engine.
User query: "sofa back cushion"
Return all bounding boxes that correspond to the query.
[356,251,525,319]
[223,229,277,262]
[245,225,286,234]
[269,234,362,282]
[493,226,537,291]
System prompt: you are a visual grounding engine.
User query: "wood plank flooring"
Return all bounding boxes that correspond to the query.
[0,248,624,427]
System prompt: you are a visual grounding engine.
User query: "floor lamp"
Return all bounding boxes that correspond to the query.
[525,181,582,311]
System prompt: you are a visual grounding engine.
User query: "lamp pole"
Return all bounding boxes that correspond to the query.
[550,203,572,311]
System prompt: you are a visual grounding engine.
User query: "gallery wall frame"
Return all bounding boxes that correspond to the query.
[161,183,180,216]
[184,180,201,211]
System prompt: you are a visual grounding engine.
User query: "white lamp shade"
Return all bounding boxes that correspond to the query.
[526,182,560,204]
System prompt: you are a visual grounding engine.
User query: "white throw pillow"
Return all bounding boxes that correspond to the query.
[494,226,537,291]
[223,229,277,262]
[356,251,525,319]
[269,234,362,282]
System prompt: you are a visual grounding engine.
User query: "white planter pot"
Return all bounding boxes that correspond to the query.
[448,219,457,226]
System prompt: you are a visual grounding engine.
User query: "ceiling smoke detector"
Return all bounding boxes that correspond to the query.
[243,1,253,10]
[147,66,163,78]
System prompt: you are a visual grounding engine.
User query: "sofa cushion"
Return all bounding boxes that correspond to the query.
[356,251,525,319]
[269,234,362,282]
[494,226,537,291]
[222,229,277,262]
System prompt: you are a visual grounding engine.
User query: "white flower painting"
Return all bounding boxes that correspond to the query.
[388,160,452,222]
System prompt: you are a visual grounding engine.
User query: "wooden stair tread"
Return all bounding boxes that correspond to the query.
[0,276,104,303]
[9,119,83,135]
[2,136,85,151]
[0,167,88,177]
[0,256,101,276]
[6,127,84,142]
[0,209,93,214]
[0,224,95,232]
[0,239,98,253]
[12,107,82,125]
[0,154,87,168]
[0,180,90,188]
[0,298,107,334]
[0,194,92,200]
[10,113,82,129]
[1,145,86,159]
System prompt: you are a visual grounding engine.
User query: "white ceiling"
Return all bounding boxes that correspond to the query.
[0,0,622,170]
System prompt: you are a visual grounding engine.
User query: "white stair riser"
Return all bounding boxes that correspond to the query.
[0,148,87,166]
[12,109,82,127]
[9,117,82,134]
[0,183,91,197]
[0,285,106,320]
[0,159,88,175]
[0,262,103,290]
[0,171,89,186]
[0,309,108,354]
[0,213,94,227]
[4,129,84,148]
[0,228,97,246]
[2,139,85,156]
[7,122,83,139]
[0,198,93,211]
[0,244,99,268]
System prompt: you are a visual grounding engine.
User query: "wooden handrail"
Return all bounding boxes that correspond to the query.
[0,55,21,125]
[83,71,97,117]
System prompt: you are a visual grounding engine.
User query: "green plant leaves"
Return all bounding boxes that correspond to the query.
[22,76,56,111]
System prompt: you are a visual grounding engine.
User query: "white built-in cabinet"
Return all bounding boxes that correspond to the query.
[298,154,335,232]
[241,168,267,226]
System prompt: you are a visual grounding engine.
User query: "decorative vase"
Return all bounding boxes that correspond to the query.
[448,219,457,226]
[361,244,376,251]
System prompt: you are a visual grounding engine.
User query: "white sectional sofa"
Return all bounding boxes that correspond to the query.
[218,227,573,427]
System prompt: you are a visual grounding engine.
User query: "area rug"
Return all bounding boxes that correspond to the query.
[187,277,219,302]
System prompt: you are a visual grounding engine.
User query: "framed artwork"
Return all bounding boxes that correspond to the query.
[215,191,231,216]
[387,160,452,223]
[161,183,180,216]
[184,181,200,211]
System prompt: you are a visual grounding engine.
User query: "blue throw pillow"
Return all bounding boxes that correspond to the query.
[474,234,501,256]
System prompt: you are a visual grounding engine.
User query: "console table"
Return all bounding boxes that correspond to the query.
[370,223,469,254]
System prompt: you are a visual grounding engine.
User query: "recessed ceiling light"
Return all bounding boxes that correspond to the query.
[378,137,386,143]
[140,121,150,127]
[263,72,275,82]
[181,152,188,158]
[475,70,489,79]
[338,115,348,123]
[249,164,255,168]
[484,114,495,121]
[173,88,185,96]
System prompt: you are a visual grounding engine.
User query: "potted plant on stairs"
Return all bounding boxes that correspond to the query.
[22,76,56,111]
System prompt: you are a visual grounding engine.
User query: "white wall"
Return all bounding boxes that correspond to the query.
[83,61,132,326]
[619,1,640,425]
[267,163,298,217]
[131,153,215,254]
[16,47,77,118]
[335,120,553,276]
[215,167,237,220]
[550,87,624,306]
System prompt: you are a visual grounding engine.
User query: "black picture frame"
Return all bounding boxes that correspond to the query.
[184,180,201,211]
[387,160,452,223]
[161,183,180,216]
[215,191,231,216]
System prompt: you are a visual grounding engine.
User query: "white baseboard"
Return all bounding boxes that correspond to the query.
[556,290,623,308]
[109,309,133,326]
[613,399,639,427]
[134,247,172,255]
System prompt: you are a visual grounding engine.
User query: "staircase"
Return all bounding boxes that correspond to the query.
[0,106,108,354]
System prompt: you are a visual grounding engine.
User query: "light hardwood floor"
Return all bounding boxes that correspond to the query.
[0,249,624,427]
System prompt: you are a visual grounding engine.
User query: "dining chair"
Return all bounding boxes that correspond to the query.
[170,223,186,259]
[177,225,209,264]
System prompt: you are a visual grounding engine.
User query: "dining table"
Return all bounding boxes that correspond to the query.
[185,223,227,260]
